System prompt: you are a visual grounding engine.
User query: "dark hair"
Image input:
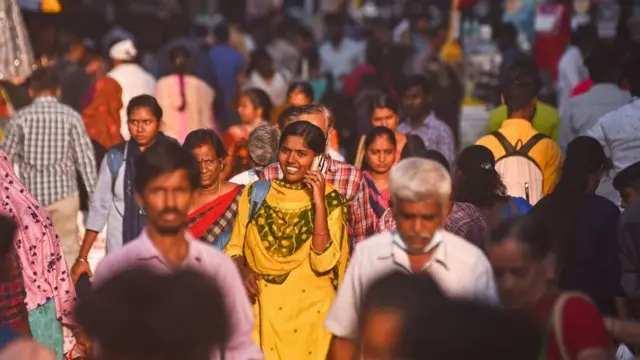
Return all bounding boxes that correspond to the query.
[0,215,17,282]
[28,67,60,92]
[455,145,508,207]
[279,121,326,155]
[324,12,346,27]
[241,88,273,121]
[365,40,388,70]
[572,24,598,47]
[586,44,622,84]
[213,22,230,43]
[246,48,273,76]
[502,58,542,115]
[614,161,640,192]
[134,140,200,194]
[169,46,191,112]
[127,94,163,120]
[400,135,429,159]
[494,23,518,45]
[287,82,314,102]
[530,136,608,273]
[491,215,553,261]
[278,106,303,129]
[364,126,397,150]
[402,75,431,96]
[370,93,399,116]
[183,129,228,159]
[75,268,229,360]
[420,149,450,172]
[360,271,540,360]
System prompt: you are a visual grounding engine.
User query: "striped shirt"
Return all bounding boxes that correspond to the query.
[1,96,96,207]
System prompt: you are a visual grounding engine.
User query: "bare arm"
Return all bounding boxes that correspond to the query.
[327,336,357,360]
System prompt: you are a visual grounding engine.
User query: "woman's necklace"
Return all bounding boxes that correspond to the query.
[202,180,222,198]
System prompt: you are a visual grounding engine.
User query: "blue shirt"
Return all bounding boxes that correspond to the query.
[503,196,532,218]
[209,44,245,110]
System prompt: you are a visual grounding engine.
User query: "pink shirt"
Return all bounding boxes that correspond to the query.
[93,230,263,360]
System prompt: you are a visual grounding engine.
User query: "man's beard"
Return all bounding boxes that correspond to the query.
[155,224,182,235]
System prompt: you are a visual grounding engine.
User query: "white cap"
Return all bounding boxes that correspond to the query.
[109,39,137,61]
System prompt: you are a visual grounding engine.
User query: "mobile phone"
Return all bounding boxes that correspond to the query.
[311,155,324,172]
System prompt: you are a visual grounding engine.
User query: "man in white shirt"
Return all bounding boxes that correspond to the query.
[324,158,498,360]
[556,24,597,110]
[319,12,365,92]
[107,39,157,140]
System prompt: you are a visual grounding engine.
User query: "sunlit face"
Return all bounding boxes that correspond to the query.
[288,90,312,107]
[393,198,448,252]
[136,169,194,235]
[295,113,329,137]
[238,95,262,124]
[191,143,222,190]
[620,187,639,209]
[371,107,399,131]
[488,239,551,310]
[127,107,161,147]
[365,135,396,175]
[359,308,402,360]
[278,135,316,185]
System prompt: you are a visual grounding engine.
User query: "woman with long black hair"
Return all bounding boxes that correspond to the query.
[156,46,216,143]
[531,136,622,316]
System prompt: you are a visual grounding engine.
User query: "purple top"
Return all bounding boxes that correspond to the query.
[93,229,264,360]
[397,112,455,165]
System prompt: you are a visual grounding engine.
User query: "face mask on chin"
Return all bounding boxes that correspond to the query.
[392,230,443,255]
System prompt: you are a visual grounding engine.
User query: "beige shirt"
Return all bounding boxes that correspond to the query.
[325,230,499,339]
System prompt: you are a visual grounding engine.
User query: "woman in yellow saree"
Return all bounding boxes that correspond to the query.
[226,121,349,360]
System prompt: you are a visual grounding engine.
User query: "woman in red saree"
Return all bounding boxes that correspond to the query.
[184,129,244,249]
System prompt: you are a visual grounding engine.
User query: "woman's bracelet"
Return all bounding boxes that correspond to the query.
[313,231,329,237]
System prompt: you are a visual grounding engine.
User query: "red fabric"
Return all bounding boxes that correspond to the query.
[0,250,27,331]
[571,79,631,97]
[534,294,611,360]
[187,185,243,240]
[533,4,571,82]
[458,0,479,9]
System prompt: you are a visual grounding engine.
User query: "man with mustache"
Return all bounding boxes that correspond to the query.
[324,158,498,360]
[91,141,263,360]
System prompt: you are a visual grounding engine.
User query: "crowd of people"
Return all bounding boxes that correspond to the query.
[3,0,640,359]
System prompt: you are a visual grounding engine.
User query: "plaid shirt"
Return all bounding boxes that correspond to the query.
[0,250,28,330]
[378,202,489,250]
[261,158,374,245]
[1,96,97,207]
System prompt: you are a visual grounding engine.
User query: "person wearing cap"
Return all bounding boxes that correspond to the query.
[106,39,156,141]
[614,161,640,296]
[531,136,622,316]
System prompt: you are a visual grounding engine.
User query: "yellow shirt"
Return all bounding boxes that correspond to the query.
[476,119,562,195]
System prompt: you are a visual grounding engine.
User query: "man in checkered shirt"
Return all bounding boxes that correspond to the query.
[261,104,375,247]
[1,67,97,267]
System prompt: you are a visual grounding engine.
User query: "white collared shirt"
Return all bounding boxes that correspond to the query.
[325,230,498,340]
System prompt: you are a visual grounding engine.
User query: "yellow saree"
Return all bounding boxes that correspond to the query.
[226,180,349,360]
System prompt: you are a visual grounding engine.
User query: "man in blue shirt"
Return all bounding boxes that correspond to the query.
[210,22,245,129]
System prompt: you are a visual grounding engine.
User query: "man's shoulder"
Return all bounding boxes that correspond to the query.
[622,201,640,224]
[441,230,491,268]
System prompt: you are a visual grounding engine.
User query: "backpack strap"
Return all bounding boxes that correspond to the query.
[491,131,517,155]
[106,142,127,196]
[248,181,271,223]
[519,133,548,156]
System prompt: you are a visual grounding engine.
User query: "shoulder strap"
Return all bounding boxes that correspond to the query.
[106,142,126,195]
[491,131,517,155]
[519,133,548,155]
[248,181,271,222]
[552,292,592,360]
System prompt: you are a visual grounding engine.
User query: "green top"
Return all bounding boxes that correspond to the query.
[487,102,560,141]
